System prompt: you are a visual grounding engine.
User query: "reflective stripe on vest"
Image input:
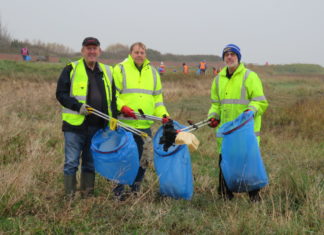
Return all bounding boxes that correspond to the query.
[62,60,113,116]
[155,102,164,107]
[69,60,80,97]
[208,112,220,120]
[118,64,159,95]
[62,107,79,114]
[213,69,252,105]
[103,65,113,84]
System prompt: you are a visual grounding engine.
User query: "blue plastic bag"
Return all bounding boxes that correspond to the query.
[91,127,139,185]
[153,121,193,200]
[217,111,268,192]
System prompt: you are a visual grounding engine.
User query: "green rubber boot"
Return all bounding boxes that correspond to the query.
[64,174,76,198]
[80,172,95,198]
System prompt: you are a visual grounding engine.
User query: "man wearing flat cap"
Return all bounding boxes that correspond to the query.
[207,44,269,201]
[56,37,117,198]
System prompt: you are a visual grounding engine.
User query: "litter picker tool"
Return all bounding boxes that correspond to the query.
[159,119,211,152]
[134,109,162,121]
[85,105,151,141]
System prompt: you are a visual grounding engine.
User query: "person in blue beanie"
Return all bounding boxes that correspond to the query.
[207,44,269,202]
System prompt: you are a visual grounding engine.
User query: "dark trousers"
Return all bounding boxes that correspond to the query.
[218,154,260,201]
[132,128,152,185]
[114,128,152,194]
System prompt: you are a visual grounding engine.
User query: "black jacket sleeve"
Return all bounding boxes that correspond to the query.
[56,65,83,112]
[111,79,118,118]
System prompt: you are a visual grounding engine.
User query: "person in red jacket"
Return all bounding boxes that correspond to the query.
[21,47,29,61]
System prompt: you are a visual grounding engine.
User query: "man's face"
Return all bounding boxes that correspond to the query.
[224,51,239,69]
[81,45,101,64]
[130,45,146,66]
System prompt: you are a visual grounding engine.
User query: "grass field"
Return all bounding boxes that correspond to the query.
[0,60,323,234]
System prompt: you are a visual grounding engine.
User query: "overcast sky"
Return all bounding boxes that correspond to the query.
[1,0,323,65]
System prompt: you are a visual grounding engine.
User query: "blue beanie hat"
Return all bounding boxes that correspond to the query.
[222,44,241,62]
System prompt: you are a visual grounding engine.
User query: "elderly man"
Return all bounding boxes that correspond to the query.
[113,42,170,200]
[56,37,117,198]
[208,44,268,201]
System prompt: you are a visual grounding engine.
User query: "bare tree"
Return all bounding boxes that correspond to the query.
[105,43,128,54]
[0,17,11,48]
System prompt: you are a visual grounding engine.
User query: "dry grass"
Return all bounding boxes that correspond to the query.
[0,63,323,234]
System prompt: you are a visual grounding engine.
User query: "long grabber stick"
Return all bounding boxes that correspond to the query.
[85,105,151,140]
[134,109,162,121]
[180,119,211,133]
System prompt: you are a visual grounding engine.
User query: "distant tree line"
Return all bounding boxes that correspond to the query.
[1,18,221,62]
[0,19,11,50]
[0,18,74,57]
[101,43,222,62]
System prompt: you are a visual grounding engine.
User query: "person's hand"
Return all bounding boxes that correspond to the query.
[208,118,219,128]
[121,106,137,119]
[244,109,255,116]
[79,104,90,115]
[162,116,171,124]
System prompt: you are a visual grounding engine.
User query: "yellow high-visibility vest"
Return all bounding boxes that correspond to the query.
[62,58,113,126]
[208,63,268,150]
[113,55,169,129]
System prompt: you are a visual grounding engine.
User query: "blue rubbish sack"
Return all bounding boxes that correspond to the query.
[25,55,31,61]
[153,121,193,200]
[217,111,268,193]
[91,127,139,185]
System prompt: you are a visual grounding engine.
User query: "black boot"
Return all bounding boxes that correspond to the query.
[113,184,130,201]
[80,172,95,198]
[218,155,234,200]
[248,189,261,202]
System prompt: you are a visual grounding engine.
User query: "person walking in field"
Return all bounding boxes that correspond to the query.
[21,47,29,61]
[207,44,268,201]
[212,67,217,76]
[183,62,189,74]
[56,37,117,198]
[158,61,166,75]
[198,60,207,75]
[113,42,170,200]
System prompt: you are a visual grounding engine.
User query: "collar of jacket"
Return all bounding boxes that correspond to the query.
[221,63,245,77]
[125,54,150,69]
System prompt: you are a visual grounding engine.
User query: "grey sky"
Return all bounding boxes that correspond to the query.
[1,0,324,65]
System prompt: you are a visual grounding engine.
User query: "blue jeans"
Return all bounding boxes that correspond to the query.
[63,126,100,175]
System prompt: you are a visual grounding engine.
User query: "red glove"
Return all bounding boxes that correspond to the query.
[208,118,219,128]
[244,109,255,116]
[162,116,171,124]
[121,106,137,119]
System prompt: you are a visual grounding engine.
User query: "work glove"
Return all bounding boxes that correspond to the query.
[208,118,219,128]
[162,115,171,124]
[244,109,255,116]
[121,106,137,119]
[79,104,90,115]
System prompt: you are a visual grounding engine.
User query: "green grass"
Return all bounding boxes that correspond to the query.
[0,60,323,234]
[0,60,63,82]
